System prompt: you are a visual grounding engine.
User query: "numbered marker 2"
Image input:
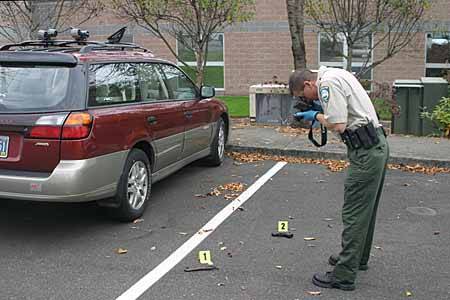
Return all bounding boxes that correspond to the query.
[198,250,213,265]
[278,221,288,232]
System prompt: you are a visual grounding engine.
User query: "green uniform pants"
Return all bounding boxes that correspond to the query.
[334,128,389,283]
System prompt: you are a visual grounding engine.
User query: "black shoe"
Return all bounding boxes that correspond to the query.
[328,255,369,271]
[312,271,355,291]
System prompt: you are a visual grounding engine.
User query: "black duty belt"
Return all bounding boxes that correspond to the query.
[340,122,385,150]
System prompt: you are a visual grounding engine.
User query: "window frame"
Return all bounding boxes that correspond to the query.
[176,33,225,91]
[318,32,374,90]
[425,32,450,78]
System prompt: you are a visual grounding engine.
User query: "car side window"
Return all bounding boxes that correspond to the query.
[88,63,140,106]
[138,63,169,102]
[158,64,198,100]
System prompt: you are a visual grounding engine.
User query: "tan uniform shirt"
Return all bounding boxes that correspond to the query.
[316,66,380,130]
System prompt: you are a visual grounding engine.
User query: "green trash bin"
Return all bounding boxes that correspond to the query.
[392,80,423,135]
[421,77,448,136]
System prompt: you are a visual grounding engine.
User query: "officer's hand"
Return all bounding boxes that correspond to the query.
[293,110,319,122]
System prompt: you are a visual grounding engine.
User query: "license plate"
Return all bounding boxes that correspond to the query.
[0,135,9,158]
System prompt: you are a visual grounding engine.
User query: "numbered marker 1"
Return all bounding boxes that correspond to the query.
[198,250,213,265]
[278,221,288,232]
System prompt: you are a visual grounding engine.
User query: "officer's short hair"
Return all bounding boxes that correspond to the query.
[289,69,317,95]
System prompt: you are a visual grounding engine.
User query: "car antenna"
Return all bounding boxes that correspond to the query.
[106,27,127,44]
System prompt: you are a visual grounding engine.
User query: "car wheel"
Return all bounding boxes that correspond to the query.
[108,149,151,222]
[205,118,226,166]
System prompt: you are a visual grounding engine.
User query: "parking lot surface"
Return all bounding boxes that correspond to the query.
[1,157,449,300]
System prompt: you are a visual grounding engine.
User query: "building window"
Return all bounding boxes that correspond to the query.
[318,33,373,89]
[177,33,224,89]
[426,32,450,81]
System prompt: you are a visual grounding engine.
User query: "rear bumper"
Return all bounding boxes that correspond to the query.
[0,150,128,202]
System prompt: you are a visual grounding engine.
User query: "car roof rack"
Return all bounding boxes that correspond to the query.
[0,27,151,54]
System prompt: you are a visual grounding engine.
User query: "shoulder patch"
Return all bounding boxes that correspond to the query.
[320,86,330,103]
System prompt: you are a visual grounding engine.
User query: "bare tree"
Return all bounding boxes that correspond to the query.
[0,1,104,43]
[305,0,429,77]
[286,0,307,70]
[112,0,255,87]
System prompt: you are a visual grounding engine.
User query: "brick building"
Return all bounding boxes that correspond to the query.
[2,1,450,95]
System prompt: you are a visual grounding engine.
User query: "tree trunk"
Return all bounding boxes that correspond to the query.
[286,0,307,70]
[30,1,40,39]
[346,42,353,72]
[195,48,205,87]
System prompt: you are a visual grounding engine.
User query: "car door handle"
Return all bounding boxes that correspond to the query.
[184,111,193,119]
[147,116,157,125]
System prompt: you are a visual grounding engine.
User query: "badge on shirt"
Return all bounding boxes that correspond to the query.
[319,86,330,103]
[320,86,330,103]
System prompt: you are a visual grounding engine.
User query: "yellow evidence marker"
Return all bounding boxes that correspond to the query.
[278,221,288,232]
[198,250,213,265]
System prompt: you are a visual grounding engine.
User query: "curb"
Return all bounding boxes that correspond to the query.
[226,145,450,169]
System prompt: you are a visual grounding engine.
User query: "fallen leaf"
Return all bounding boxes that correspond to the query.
[221,182,245,192]
[220,246,227,251]
[306,291,321,296]
[374,246,383,250]
[132,218,144,224]
[207,188,222,197]
[304,237,316,241]
[150,246,156,251]
[178,232,188,236]
[224,193,239,200]
[275,265,283,269]
[116,248,128,254]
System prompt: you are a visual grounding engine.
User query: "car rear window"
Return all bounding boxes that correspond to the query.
[0,65,85,113]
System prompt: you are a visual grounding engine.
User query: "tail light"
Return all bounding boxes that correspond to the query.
[62,112,93,139]
[27,112,93,140]
[28,115,66,139]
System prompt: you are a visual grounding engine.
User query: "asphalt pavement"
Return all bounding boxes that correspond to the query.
[1,157,449,300]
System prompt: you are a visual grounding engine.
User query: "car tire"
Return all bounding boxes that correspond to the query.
[205,118,226,166]
[107,149,151,222]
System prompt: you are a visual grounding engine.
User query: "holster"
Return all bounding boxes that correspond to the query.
[340,123,381,150]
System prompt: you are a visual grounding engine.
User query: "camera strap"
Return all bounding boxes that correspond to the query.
[308,121,327,147]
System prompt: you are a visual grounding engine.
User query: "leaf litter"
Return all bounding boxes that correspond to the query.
[227,151,450,175]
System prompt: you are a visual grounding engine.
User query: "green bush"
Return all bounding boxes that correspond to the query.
[421,97,450,137]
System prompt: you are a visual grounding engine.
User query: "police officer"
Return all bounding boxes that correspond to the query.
[289,66,390,291]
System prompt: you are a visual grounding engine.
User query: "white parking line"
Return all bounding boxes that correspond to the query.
[115,161,287,300]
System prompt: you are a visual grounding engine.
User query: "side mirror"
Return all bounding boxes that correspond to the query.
[200,85,215,99]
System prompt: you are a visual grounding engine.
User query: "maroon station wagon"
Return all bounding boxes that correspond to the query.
[0,28,229,221]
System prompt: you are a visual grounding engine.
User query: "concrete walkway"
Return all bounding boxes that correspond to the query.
[226,119,450,168]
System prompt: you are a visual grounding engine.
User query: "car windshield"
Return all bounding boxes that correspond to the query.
[0,65,84,113]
